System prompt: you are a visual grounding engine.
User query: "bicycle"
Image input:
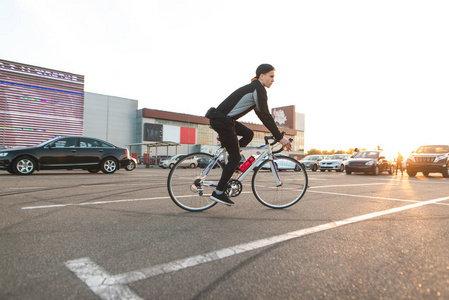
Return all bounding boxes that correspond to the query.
[167,134,308,212]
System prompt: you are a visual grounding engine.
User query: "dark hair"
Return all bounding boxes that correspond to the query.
[252,64,275,81]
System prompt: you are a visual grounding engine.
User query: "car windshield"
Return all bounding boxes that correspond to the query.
[302,156,319,161]
[36,138,59,147]
[355,151,379,159]
[416,145,449,154]
[327,155,346,160]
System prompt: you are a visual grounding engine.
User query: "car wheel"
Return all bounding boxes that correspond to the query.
[88,169,100,173]
[169,163,175,169]
[13,156,36,175]
[312,164,317,172]
[126,160,136,171]
[101,158,118,174]
[423,172,429,176]
[346,169,352,175]
[338,164,344,172]
[373,165,379,175]
[189,163,196,169]
[442,166,449,178]
[407,169,417,177]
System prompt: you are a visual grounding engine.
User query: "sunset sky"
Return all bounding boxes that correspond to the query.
[2,0,448,157]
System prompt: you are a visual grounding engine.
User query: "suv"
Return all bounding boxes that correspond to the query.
[406,145,449,178]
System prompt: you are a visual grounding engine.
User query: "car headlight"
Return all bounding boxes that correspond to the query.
[0,152,8,157]
[434,155,448,163]
[365,161,374,166]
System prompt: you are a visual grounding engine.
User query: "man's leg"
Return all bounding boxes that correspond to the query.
[235,121,254,148]
[209,118,240,205]
[216,128,241,192]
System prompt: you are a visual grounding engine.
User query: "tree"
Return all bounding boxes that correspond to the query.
[305,148,364,156]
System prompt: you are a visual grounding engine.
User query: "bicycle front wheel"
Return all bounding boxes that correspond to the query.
[167,152,224,212]
[252,156,308,209]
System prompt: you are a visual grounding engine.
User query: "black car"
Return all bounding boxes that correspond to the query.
[345,150,394,175]
[0,136,131,175]
[406,145,449,178]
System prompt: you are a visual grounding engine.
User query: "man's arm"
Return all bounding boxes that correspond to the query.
[253,87,283,141]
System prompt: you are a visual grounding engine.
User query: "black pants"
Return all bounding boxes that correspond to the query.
[210,117,254,191]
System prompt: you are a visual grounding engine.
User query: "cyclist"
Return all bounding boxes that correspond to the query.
[205,64,292,205]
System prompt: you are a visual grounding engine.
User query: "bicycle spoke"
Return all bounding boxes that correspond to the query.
[167,153,224,211]
[252,156,308,209]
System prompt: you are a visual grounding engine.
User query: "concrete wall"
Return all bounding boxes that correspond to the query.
[84,92,138,148]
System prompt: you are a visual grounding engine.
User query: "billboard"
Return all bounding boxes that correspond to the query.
[143,123,163,141]
[272,105,295,129]
[143,123,196,144]
[0,59,84,147]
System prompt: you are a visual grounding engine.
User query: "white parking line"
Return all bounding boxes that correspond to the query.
[309,182,393,189]
[66,195,449,300]
[309,190,449,206]
[21,197,172,210]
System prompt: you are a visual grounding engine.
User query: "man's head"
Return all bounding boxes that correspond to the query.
[254,64,275,88]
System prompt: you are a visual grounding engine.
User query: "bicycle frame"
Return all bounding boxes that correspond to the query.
[199,142,282,189]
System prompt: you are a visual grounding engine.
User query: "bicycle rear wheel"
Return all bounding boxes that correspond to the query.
[252,156,308,209]
[167,152,224,211]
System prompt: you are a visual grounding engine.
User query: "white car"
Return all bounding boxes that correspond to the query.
[159,154,197,169]
[319,154,351,172]
[260,153,301,171]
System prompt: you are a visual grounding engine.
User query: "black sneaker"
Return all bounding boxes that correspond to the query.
[210,191,234,205]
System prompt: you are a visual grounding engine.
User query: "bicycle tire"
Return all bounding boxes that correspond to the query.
[252,156,308,209]
[167,152,224,212]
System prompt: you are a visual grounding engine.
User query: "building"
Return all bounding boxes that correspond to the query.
[1,59,84,147]
[1,59,305,161]
[134,107,305,163]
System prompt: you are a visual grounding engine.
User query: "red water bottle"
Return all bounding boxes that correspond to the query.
[239,155,255,172]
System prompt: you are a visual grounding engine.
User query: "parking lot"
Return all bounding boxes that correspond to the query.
[1,168,449,299]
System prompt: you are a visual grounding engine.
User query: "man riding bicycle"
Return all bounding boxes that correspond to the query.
[205,64,292,205]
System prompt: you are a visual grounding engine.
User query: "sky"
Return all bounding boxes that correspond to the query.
[1,0,448,157]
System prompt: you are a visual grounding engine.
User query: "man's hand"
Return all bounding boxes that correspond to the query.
[279,137,292,151]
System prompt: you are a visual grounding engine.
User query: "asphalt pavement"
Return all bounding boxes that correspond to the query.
[1,167,448,299]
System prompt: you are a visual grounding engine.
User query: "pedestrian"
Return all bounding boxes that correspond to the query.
[205,64,292,205]
[396,152,404,175]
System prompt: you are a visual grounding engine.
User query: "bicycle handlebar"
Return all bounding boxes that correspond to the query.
[264,132,293,154]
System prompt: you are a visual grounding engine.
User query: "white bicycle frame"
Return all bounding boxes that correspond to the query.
[200,143,282,189]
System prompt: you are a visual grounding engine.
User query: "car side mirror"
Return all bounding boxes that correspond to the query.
[47,143,55,148]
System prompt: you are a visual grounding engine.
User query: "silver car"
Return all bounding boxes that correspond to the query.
[300,155,326,172]
[319,154,351,172]
[159,154,197,169]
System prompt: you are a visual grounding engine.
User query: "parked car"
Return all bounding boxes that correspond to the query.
[260,153,301,171]
[345,150,394,175]
[0,136,131,175]
[319,154,351,172]
[159,154,197,169]
[300,155,326,172]
[406,145,449,178]
[197,157,214,169]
